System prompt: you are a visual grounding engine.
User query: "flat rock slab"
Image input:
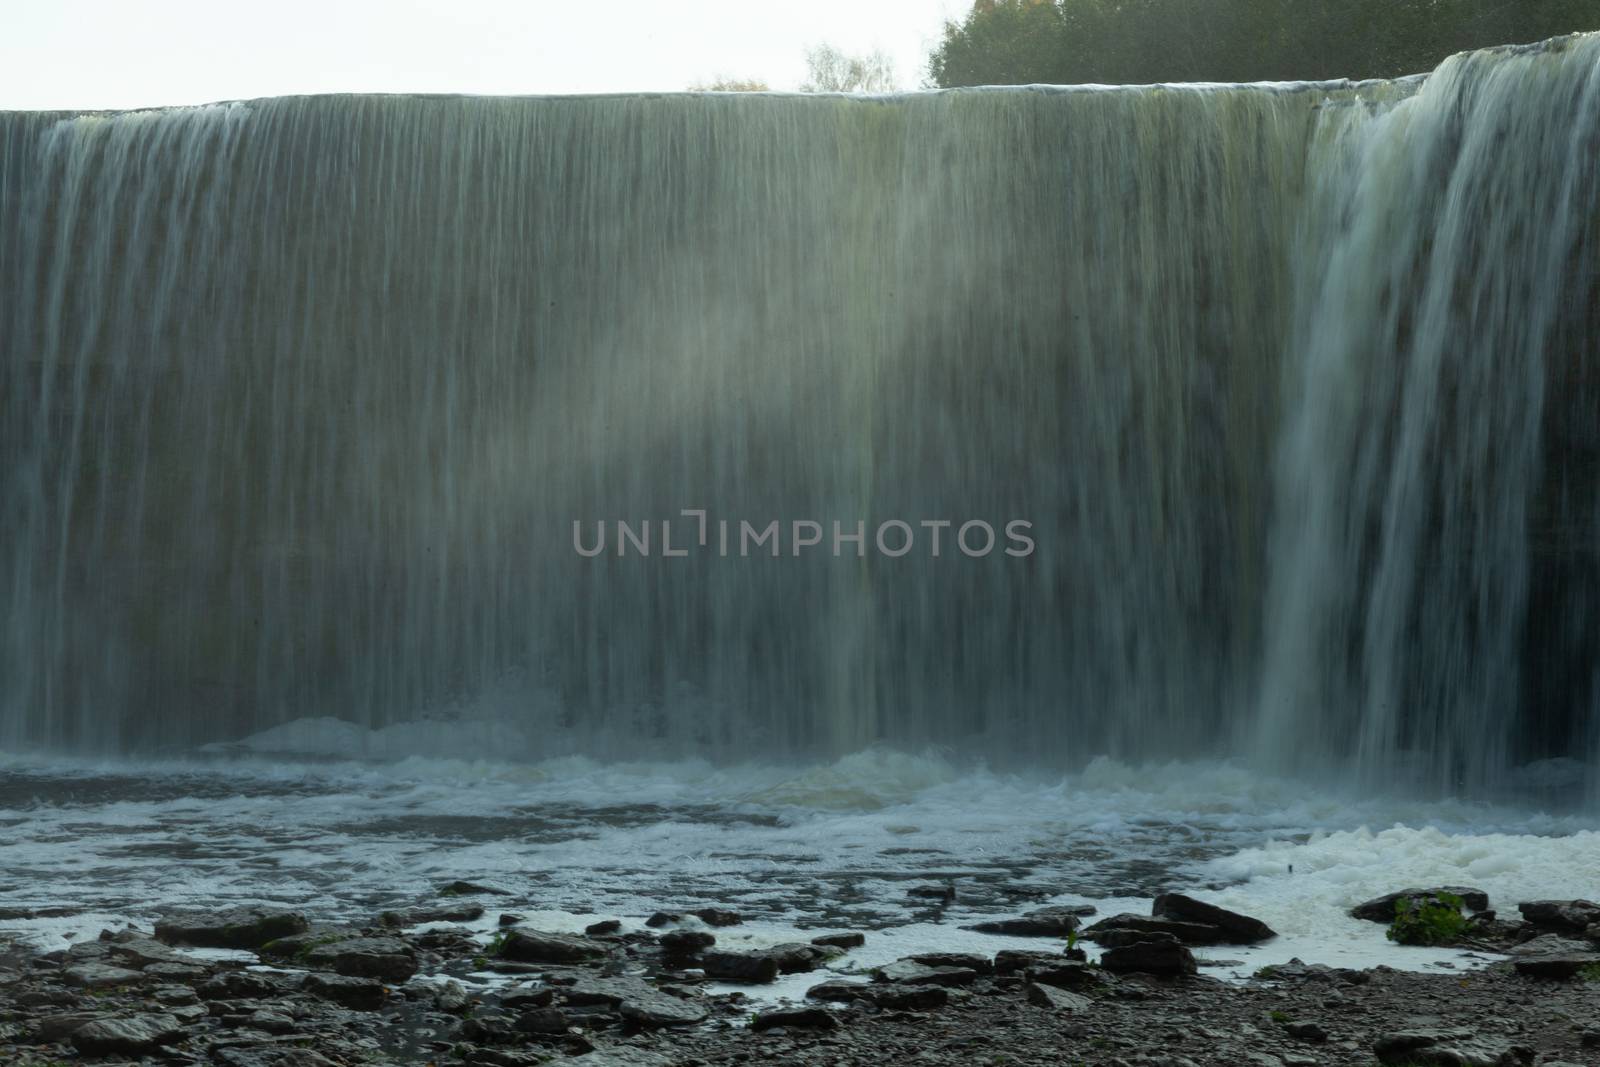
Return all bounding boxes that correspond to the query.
[701,950,780,984]
[1099,940,1198,976]
[1512,952,1600,979]
[565,978,708,1027]
[806,979,949,1010]
[752,1006,838,1031]
[1026,982,1092,1012]
[811,932,865,949]
[71,1012,184,1055]
[63,962,145,988]
[302,972,387,1010]
[1084,913,1229,946]
[1518,899,1600,932]
[876,959,979,986]
[1352,888,1490,923]
[304,935,419,981]
[1152,892,1277,943]
[964,904,1092,937]
[501,929,608,964]
[1374,1028,1534,1066]
[155,908,309,949]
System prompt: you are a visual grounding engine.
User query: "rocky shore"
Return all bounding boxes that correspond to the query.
[3,886,1599,1067]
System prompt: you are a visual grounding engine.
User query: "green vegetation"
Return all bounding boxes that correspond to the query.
[1386,892,1470,946]
[927,0,1600,87]
[1580,962,1600,982]
[1269,1009,1290,1023]
[487,930,510,957]
[1253,963,1280,979]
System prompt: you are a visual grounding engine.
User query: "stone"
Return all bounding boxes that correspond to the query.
[516,1007,573,1033]
[811,931,865,949]
[1373,1028,1534,1066]
[700,949,780,983]
[440,880,513,896]
[35,1011,106,1041]
[584,919,621,935]
[964,904,1091,936]
[1099,940,1198,976]
[767,941,842,973]
[155,907,308,949]
[1351,888,1490,923]
[380,903,484,926]
[644,911,681,927]
[1517,899,1600,932]
[198,970,292,999]
[1027,960,1109,991]
[875,959,979,986]
[143,960,209,980]
[693,907,742,926]
[70,1012,185,1055]
[504,983,556,1008]
[500,929,608,964]
[906,951,993,974]
[62,962,145,988]
[1083,914,1226,946]
[246,1009,297,1034]
[1512,950,1600,978]
[1025,982,1091,1012]
[565,977,709,1027]
[1151,892,1277,943]
[992,949,1069,975]
[302,972,387,1010]
[659,929,715,955]
[871,984,951,1010]
[214,1049,341,1067]
[304,935,419,981]
[751,1006,838,1031]
[1283,1020,1328,1042]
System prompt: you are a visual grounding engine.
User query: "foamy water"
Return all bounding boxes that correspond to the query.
[2,727,1595,988]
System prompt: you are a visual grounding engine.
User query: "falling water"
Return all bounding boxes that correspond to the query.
[2,36,1597,794]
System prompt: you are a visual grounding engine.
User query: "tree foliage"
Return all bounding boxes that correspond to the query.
[928,0,1600,87]
[688,77,771,92]
[801,44,899,93]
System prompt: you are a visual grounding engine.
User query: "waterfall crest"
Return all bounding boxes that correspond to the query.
[2,37,1597,791]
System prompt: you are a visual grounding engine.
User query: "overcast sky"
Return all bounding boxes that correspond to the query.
[0,0,964,110]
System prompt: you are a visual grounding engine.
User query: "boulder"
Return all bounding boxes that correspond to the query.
[1374,1028,1534,1066]
[379,903,484,926]
[1152,892,1276,944]
[34,1011,106,1042]
[700,950,780,984]
[500,929,607,964]
[804,979,948,1010]
[564,978,708,1027]
[155,908,308,949]
[692,908,742,927]
[1517,900,1600,932]
[1351,888,1489,923]
[1099,940,1197,976]
[906,951,993,974]
[1512,950,1600,979]
[964,904,1091,937]
[875,959,979,986]
[584,919,621,936]
[304,936,418,981]
[751,1006,838,1031]
[768,942,843,973]
[1026,982,1091,1012]
[70,1012,185,1055]
[302,972,387,1010]
[439,880,512,896]
[1083,914,1226,946]
[811,932,865,949]
[516,1007,574,1033]
[658,929,714,956]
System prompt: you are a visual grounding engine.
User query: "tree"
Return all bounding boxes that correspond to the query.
[688,77,770,92]
[800,43,898,93]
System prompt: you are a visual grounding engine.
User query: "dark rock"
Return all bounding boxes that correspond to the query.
[1512,950,1600,978]
[875,959,979,986]
[1027,961,1109,991]
[767,941,843,973]
[1518,899,1600,932]
[503,983,556,1009]
[198,970,291,999]
[993,949,1069,975]
[304,935,418,981]
[1152,892,1277,944]
[70,1012,184,1055]
[34,1011,106,1041]
[143,959,209,980]
[516,1007,573,1033]
[659,929,715,956]
[1373,1028,1534,1066]
[700,949,780,984]
[155,907,308,949]
[563,977,708,1027]
[1099,940,1198,976]
[214,1049,341,1067]
[907,951,993,974]
[811,932,865,949]
[380,903,484,926]
[871,984,951,1010]
[964,904,1091,937]
[584,919,621,935]
[1283,1020,1328,1042]
[644,912,682,928]
[1026,982,1091,1012]
[752,1006,838,1031]
[440,880,513,896]
[500,929,608,964]
[693,908,742,927]
[246,1009,297,1034]
[302,972,387,1010]
[62,962,145,988]
[1083,913,1226,946]
[1351,888,1490,923]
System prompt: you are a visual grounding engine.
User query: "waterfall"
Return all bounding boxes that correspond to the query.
[2,36,1597,791]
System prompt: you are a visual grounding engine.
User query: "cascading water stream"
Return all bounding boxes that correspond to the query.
[1,36,1597,797]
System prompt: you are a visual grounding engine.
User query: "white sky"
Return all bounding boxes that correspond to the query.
[0,0,965,110]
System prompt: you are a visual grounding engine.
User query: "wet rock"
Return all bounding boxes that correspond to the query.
[1099,940,1198,976]
[304,935,418,981]
[198,970,292,999]
[693,907,742,927]
[1026,960,1110,991]
[1373,1028,1534,1066]
[143,959,209,980]
[700,949,780,984]
[1512,949,1600,978]
[302,971,387,1010]
[155,907,308,949]
[1352,888,1490,923]
[258,929,355,959]
[563,977,708,1027]
[767,941,843,973]
[659,929,715,956]
[34,1010,107,1041]
[1282,1020,1328,1042]
[430,978,473,1013]
[871,984,951,1010]
[964,904,1092,937]
[151,982,200,1004]
[440,880,513,896]
[875,959,979,986]
[62,962,145,988]
[516,1007,573,1033]
[751,1005,838,1031]
[644,912,681,928]
[379,902,484,926]
[907,951,993,974]
[246,1009,297,1034]
[1517,899,1600,933]
[584,919,621,936]
[70,1011,184,1055]
[1083,913,1227,946]
[1025,982,1091,1012]
[811,931,865,949]
[993,949,1069,975]
[1152,892,1277,944]
[500,929,608,964]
